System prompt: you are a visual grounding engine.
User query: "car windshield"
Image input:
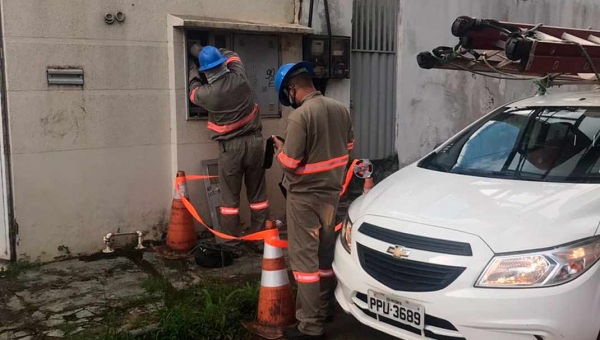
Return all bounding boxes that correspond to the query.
[419,106,600,183]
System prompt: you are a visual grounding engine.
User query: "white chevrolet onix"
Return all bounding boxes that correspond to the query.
[334,91,600,340]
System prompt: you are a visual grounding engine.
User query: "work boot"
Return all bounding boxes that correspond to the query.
[282,326,324,340]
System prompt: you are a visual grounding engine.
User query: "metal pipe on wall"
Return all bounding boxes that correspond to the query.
[102,231,145,253]
[0,2,16,261]
[324,0,332,37]
[308,0,315,27]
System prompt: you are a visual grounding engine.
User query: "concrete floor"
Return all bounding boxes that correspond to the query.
[325,309,397,340]
[0,248,398,340]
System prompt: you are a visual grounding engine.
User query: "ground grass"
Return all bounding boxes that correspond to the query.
[70,276,260,340]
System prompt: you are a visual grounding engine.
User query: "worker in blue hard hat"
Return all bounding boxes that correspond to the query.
[188,44,269,255]
[271,62,354,340]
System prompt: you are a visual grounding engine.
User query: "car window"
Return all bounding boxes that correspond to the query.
[419,106,600,183]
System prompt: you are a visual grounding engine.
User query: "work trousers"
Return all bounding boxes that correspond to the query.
[287,193,339,336]
[218,133,269,238]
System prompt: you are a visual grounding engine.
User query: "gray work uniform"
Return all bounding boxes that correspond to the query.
[275,91,354,336]
[189,49,269,238]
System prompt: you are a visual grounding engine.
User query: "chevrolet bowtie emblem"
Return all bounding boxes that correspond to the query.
[387,246,411,259]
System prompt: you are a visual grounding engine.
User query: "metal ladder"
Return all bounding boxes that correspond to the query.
[417,16,600,88]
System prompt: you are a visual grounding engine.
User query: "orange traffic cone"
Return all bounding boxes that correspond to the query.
[166,171,197,252]
[242,220,295,339]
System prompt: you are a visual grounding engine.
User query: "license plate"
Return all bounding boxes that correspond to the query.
[367,290,424,330]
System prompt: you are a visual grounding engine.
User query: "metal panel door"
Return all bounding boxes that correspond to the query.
[201,159,225,244]
[351,0,399,159]
[233,34,281,117]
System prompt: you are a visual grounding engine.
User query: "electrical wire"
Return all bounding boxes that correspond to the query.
[448,62,541,81]
[481,54,541,80]
[428,50,547,82]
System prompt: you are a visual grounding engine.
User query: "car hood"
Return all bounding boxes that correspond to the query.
[355,164,600,253]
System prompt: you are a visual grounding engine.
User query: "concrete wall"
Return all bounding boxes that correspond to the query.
[299,0,353,107]
[396,0,600,166]
[1,0,307,260]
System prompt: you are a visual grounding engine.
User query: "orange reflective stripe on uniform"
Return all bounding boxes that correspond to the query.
[250,200,269,211]
[189,87,199,103]
[225,56,241,65]
[319,269,335,278]
[295,154,349,175]
[220,207,239,215]
[207,104,258,134]
[277,152,302,169]
[347,141,355,151]
[293,271,320,283]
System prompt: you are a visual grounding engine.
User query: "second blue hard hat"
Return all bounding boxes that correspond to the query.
[275,62,314,106]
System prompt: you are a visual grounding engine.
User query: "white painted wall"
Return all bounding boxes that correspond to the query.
[1,0,305,260]
[396,0,600,166]
[299,0,353,107]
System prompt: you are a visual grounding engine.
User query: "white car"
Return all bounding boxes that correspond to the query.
[334,91,600,340]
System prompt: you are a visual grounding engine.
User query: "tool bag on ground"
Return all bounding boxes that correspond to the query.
[193,242,234,268]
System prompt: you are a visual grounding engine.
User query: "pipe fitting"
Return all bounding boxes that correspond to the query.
[115,12,125,22]
[136,231,146,250]
[102,233,115,253]
[102,231,145,253]
[104,13,115,25]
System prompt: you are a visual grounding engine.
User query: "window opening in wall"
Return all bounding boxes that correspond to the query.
[185,30,282,120]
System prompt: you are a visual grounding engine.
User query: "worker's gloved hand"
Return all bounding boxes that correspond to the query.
[188,42,203,58]
[188,61,201,91]
[271,135,284,150]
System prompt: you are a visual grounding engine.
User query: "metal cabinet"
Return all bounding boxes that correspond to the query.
[185,30,281,120]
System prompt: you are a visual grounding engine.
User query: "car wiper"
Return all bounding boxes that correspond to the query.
[420,152,451,172]
[427,162,450,172]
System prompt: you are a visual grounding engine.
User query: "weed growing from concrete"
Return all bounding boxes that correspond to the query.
[69,276,260,340]
[152,277,259,340]
[0,257,41,279]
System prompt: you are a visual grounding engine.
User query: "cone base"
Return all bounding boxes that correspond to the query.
[152,244,194,260]
[242,320,294,339]
[256,285,295,326]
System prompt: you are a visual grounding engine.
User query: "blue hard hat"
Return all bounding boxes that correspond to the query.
[275,62,314,106]
[199,46,228,71]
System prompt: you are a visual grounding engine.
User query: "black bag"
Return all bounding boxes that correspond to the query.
[263,138,275,169]
[279,176,287,199]
[263,136,286,169]
[193,242,234,268]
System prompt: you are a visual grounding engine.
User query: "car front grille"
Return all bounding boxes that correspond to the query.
[359,223,473,256]
[355,292,466,340]
[357,244,465,292]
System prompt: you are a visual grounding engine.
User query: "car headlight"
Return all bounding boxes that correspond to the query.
[341,215,353,254]
[476,236,600,288]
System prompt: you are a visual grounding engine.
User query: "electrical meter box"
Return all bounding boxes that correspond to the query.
[303,35,351,79]
[330,36,351,79]
[303,35,330,79]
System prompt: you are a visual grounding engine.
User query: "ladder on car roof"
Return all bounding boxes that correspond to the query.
[417,16,600,89]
